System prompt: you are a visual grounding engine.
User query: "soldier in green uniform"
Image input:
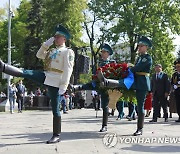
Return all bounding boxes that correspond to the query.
[171,58,180,122]
[72,43,113,132]
[0,24,75,143]
[97,36,153,136]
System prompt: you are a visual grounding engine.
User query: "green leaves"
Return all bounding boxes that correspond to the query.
[88,0,179,73]
[42,0,87,45]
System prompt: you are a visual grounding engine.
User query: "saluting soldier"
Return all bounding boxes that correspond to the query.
[0,24,75,144]
[97,36,153,136]
[171,58,180,122]
[72,43,114,132]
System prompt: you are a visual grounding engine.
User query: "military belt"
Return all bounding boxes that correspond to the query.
[136,72,150,76]
[47,68,63,73]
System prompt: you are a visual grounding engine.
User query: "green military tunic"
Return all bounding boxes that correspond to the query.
[116,53,152,114]
[131,53,152,114]
[77,43,113,131]
[131,53,152,91]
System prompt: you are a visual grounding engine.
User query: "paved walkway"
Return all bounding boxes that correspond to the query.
[0,108,180,154]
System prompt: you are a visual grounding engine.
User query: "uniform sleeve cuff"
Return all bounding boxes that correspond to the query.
[42,43,49,50]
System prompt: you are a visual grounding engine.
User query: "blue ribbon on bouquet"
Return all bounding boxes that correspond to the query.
[123,69,134,89]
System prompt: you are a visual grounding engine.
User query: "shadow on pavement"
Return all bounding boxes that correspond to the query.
[0,131,105,147]
[121,144,180,153]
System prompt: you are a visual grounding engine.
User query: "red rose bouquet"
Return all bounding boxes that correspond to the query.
[92,62,130,109]
[92,62,136,108]
[92,63,129,81]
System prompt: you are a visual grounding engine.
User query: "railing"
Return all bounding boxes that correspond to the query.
[24,96,50,109]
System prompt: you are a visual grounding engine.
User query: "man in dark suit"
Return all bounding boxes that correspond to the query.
[149,64,170,122]
[16,80,26,113]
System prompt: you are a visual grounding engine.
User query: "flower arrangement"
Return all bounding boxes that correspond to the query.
[92,62,137,107]
[92,62,129,81]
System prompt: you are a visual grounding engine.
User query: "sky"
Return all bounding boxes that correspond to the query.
[1,0,21,9]
[1,0,180,51]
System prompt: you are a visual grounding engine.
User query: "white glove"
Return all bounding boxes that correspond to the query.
[44,37,54,47]
[127,63,134,67]
[174,85,178,89]
[178,81,180,85]
[59,89,66,95]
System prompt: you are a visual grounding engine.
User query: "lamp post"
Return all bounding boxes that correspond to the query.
[7,0,12,100]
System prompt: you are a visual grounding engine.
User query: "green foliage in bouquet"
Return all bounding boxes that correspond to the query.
[92,62,136,104]
[119,89,137,104]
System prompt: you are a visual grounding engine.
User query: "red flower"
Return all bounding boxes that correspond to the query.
[110,63,115,67]
[97,67,102,71]
[93,62,129,82]
[105,72,110,77]
[114,64,120,69]
[109,68,115,73]
[105,64,110,68]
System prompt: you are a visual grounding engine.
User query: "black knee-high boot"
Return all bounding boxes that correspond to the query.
[133,113,144,136]
[47,116,61,144]
[0,60,23,77]
[97,70,120,88]
[100,107,108,132]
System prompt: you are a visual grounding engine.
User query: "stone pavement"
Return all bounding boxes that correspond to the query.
[0,108,180,154]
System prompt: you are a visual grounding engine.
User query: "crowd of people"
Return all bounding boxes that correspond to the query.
[0,23,179,144]
[6,80,48,113]
[1,58,180,141]
[3,80,88,115]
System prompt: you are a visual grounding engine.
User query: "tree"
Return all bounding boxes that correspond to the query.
[177,45,180,58]
[0,0,88,89]
[150,28,175,75]
[42,0,87,46]
[88,0,180,75]
[22,0,45,90]
[0,0,31,66]
[23,0,44,70]
[11,0,32,66]
[0,1,31,90]
[83,10,104,74]
[0,7,6,21]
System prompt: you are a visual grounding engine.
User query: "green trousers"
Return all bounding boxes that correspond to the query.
[22,70,61,117]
